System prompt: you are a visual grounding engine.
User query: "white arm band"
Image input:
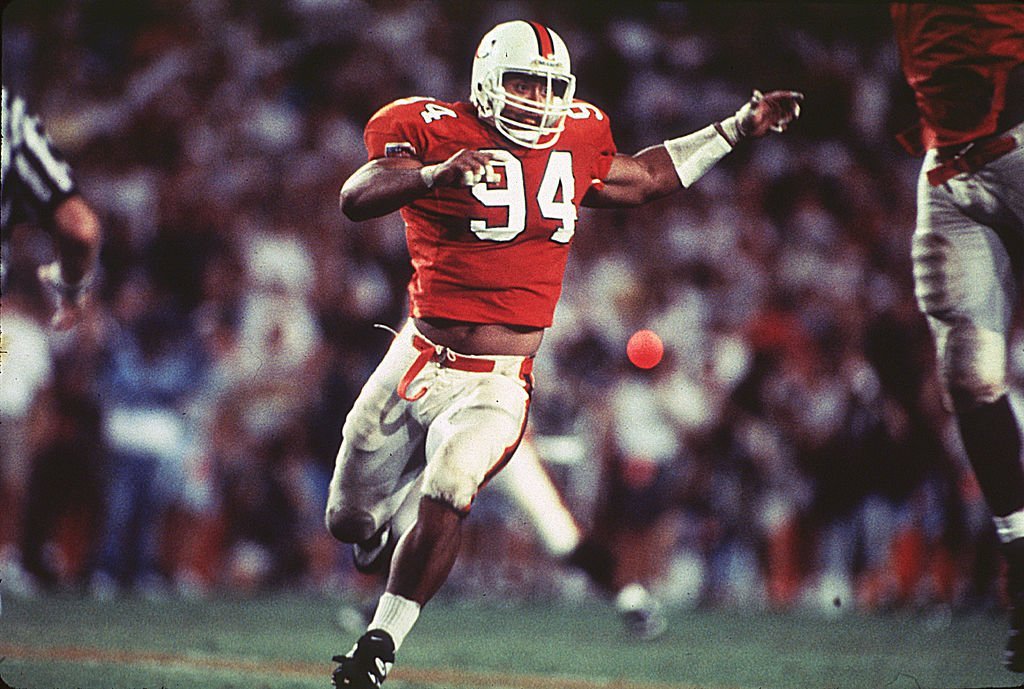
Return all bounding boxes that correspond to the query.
[664,119,738,188]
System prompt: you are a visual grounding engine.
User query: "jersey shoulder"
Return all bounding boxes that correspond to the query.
[561,99,615,148]
[568,98,611,120]
[367,97,471,132]
[365,98,480,159]
[564,99,612,132]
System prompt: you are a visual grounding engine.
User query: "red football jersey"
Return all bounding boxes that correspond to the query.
[364,97,617,328]
[891,3,1024,151]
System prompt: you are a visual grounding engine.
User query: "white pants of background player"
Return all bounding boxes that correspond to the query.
[913,124,1024,405]
[911,122,1024,541]
[326,319,533,545]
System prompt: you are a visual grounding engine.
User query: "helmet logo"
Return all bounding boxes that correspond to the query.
[477,39,495,60]
[533,56,562,69]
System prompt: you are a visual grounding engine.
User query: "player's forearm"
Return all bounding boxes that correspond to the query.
[340,161,430,221]
[53,195,101,284]
[617,145,694,206]
[584,142,717,208]
[662,120,738,189]
[662,90,804,192]
[634,126,734,201]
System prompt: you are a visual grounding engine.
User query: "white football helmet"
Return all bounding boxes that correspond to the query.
[470,20,576,149]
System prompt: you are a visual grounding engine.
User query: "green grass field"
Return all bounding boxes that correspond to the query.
[0,592,1018,689]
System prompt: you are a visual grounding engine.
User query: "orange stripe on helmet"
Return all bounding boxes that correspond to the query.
[527,20,555,58]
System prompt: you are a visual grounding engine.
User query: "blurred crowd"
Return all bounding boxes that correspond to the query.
[0,0,1015,615]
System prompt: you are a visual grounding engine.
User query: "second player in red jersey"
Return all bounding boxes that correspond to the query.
[891,2,1024,673]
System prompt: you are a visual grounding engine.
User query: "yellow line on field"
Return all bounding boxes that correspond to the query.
[0,644,709,689]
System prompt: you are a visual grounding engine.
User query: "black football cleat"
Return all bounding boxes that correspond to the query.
[352,524,395,575]
[620,602,667,641]
[332,629,395,688]
[616,583,667,641]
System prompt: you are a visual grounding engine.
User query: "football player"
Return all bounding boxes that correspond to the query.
[326,20,802,688]
[890,3,1024,672]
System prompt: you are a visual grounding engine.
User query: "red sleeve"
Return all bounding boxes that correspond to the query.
[566,100,617,188]
[363,98,434,161]
[594,122,616,184]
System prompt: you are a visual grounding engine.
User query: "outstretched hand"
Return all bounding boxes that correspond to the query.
[735,90,804,138]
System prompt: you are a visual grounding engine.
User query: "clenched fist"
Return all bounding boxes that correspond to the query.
[420,149,501,189]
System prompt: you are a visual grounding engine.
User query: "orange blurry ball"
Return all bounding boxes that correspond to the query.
[626,329,664,369]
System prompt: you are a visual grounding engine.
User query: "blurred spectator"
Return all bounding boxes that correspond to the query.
[90,275,208,596]
[1,73,103,587]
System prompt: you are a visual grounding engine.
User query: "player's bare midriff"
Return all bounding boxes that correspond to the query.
[414,317,544,357]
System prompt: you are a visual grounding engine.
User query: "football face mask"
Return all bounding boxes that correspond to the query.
[471,20,576,149]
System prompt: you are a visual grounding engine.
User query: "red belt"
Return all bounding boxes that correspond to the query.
[927,134,1018,186]
[397,335,534,401]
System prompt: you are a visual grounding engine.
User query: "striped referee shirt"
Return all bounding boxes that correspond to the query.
[1,85,78,236]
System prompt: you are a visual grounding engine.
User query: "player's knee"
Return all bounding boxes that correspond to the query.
[421,448,479,513]
[325,505,377,544]
[941,327,1007,411]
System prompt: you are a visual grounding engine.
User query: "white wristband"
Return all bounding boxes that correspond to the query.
[420,164,438,189]
[716,116,742,148]
[664,123,734,188]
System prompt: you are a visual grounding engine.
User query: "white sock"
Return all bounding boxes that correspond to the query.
[615,582,652,612]
[368,592,421,651]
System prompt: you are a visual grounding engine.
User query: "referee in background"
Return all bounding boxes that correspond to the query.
[2,83,101,329]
